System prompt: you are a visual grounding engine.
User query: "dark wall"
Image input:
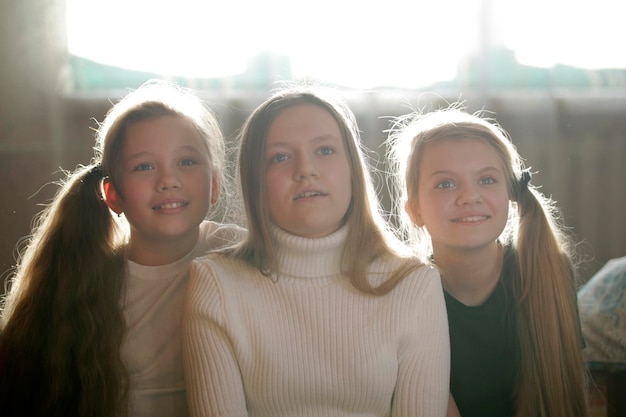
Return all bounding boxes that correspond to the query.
[0,0,68,284]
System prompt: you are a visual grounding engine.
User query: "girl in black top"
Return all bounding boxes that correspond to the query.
[387,107,588,417]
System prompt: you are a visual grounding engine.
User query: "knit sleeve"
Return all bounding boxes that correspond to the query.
[392,265,450,417]
[182,257,248,417]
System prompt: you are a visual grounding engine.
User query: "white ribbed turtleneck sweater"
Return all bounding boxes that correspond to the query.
[183,226,449,417]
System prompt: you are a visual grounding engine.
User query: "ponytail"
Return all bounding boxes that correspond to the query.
[513,177,587,417]
[385,106,589,416]
[0,164,129,417]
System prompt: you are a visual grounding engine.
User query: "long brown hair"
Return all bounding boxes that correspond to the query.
[0,80,225,417]
[0,164,127,417]
[387,107,588,417]
[234,85,417,294]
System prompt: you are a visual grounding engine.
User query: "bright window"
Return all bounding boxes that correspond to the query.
[66,0,626,90]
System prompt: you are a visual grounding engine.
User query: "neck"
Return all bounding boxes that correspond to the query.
[433,241,503,306]
[127,230,200,266]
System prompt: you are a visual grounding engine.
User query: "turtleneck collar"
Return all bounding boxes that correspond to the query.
[270,224,348,279]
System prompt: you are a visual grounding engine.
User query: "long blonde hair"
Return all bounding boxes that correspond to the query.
[387,106,588,417]
[0,80,225,417]
[234,85,418,294]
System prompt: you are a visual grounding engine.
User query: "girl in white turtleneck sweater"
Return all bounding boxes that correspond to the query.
[182,86,450,417]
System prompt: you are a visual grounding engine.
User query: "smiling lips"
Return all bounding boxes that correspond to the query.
[153,201,188,210]
[452,215,489,223]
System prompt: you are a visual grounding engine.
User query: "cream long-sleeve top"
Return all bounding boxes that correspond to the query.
[122,220,245,417]
[183,225,450,417]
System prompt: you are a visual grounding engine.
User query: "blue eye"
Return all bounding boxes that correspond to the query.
[135,163,153,171]
[318,146,335,156]
[436,180,454,189]
[270,153,288,163]
[180,158,196,166]
[480,177,496,185]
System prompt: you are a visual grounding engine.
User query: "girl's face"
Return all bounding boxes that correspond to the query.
[105,115,219,260]
[264,103,352,238]
[406,137,510,253]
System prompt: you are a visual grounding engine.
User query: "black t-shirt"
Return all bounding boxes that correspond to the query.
[445,247,518,417]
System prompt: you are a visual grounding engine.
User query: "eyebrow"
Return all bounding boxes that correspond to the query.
[266,134,339,149]
[125,145,203,161]
[428,166,502,177]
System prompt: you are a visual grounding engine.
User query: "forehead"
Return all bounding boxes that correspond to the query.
[123,115,207,152]
[266,103,342,146]
[420,136,504,174]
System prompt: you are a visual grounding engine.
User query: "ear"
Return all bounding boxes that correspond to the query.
[210,170,221,206]
[405,200,424,227]
[102,178,124,215]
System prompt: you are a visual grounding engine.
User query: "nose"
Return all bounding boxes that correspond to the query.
[156,168,182,191]
[293,155,319,181]
[456,182,482,205]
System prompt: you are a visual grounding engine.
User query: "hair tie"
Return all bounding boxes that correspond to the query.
[520,169,532,189]
[515,169,532,201]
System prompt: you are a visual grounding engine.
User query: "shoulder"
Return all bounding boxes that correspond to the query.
[376,260,448,332]
[401,262,442,291]
[191,251,259,290]
[391,256,439,279]
[188,253,268,315]
[188,254,249,299]
[193,250,247,275]
[396,262,445,309]
[371,256,442,294]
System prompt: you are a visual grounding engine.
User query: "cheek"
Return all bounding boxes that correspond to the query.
[265,184,282,222]
[265,171,282,200]
[496,191,511,209]
[187,171,211,189]
[265,173,293,216]
[492,195,511,223]
[120,176,143,196]
[343,169,353,199]
[337,159,352,189]
[418,190,446,213]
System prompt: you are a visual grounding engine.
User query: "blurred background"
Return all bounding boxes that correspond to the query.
[1,0,625,293]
